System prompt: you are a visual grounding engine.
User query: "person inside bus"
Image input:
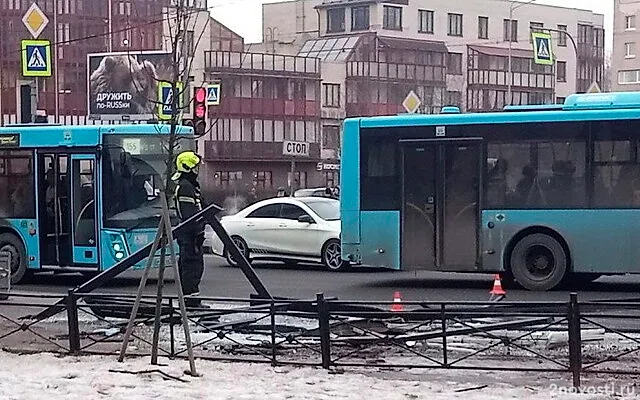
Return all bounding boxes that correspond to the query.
[128,175,149,209]
[514,164,539,206]
[548,160,576,207]
[487,158,508,205]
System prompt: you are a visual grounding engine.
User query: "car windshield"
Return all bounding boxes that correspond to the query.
[301,199,340,221]
[102,134,195,229]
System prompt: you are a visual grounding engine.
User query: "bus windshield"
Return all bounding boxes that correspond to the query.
[102,134,195,229]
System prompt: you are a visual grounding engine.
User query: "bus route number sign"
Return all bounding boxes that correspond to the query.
[122,138,141,155]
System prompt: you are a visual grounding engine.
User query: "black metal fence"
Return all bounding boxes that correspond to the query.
[2,291,640,387]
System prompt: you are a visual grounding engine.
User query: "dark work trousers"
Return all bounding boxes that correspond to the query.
[177,236,204,296]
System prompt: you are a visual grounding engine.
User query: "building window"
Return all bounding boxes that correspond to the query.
[529,22,544,43]
[503,19,518,42]
[618,69,640,84]
[447,52,462,75]
[351,6,369,31]
[327,7,345,33]
[325,171,339,188]
[383,6,402,31]
[215,171,242,188]
[323,125,340,150]
[446,91,462,106]
[253,171,273,189]
[626,15,636,31]
[557,61,567,82]
[626,42,636,58]
[322,83,340,108]
[288,171,307,189]
[448,13,463,36]
[478,16,489,39]
[418,10,434,34]
[557,24,567,47]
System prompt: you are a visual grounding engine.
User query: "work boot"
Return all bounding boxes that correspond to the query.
[185,292,210,309]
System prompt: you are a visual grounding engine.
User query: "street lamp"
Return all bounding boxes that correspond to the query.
[507,0,538,105]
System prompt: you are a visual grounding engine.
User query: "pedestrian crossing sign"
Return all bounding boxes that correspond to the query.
[207,84,220,106]
[158,81,184,120]
[532,32,553,66]
[21,40,51,77]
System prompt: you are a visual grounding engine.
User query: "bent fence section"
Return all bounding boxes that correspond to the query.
[1,291,640,388]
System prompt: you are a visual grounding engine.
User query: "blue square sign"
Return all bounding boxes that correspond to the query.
[21,40,51,77]
[207,84,220,106]
[157,82,183,120]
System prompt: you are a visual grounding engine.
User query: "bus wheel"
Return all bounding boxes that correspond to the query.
[0,233,28,285]
[510,233,567,291]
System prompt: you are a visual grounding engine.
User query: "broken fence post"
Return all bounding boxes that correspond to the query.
[568,292,582,389]
[317,293,331,369]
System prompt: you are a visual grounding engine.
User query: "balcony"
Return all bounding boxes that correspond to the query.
[204,141,321,162]
[209,98,319,119]
[205,51,321,77]
[347,61,446,83]
[346,103,403,117]
[577,43,605,61]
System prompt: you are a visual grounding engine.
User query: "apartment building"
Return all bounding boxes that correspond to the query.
[252,0,605,160]
[612,0,640,91]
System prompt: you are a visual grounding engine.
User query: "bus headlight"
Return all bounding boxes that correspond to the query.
[109,234,128,261]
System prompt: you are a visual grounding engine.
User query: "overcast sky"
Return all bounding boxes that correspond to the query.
[209,0,613,51]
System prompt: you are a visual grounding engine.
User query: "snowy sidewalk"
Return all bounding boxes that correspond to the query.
[0,351,636,399]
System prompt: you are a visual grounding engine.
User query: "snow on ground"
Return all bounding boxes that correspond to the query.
[0,351,637,400]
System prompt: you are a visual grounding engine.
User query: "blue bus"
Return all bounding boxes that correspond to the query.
[0,124,194,284]
[340,92,640,291]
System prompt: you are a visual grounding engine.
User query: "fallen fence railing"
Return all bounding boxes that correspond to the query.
[1,291,640,388]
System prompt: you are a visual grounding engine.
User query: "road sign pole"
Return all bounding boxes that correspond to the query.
[31,78,38,122]
[290,158,296,196]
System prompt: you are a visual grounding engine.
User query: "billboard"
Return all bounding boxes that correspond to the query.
[87,51,183,120]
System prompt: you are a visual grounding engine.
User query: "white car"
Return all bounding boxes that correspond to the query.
[209,197,348,271]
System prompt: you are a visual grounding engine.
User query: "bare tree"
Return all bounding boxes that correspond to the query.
[160,1,210,196]
[124,0,210,198]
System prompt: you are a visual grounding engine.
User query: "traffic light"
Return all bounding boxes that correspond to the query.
[193,87,207,136]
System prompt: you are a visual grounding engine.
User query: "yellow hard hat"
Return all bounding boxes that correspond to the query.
[175,151,201,173]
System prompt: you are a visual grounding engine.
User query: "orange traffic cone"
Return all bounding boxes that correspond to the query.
[391,291,404,312]
[490,274,506,296]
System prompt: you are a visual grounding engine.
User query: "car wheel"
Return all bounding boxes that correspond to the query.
[322,239,349,272]
[0,233,28,285]
[510,233,567,291]
[224,236,250,267]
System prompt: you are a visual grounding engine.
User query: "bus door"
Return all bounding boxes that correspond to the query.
[401,140,481,271]
[38,153,71,266]
[69,154,98,266]
[38,153,98,268]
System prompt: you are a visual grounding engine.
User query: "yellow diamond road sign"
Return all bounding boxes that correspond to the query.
[22,3,49,39]
[402,90,421,114]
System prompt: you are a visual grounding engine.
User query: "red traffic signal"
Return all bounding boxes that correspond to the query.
[193,87,207,136]
[195,87,206,103]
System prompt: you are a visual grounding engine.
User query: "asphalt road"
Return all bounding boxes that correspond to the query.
[13,255,640,303]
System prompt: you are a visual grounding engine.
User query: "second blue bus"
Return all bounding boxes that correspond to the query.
[340,92,640,291]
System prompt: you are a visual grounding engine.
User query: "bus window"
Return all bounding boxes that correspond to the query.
[0,151,35,219]
[360,136,399,210]
[101,134,195,229]
[486,138,586,209]
[592,121,640,208]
